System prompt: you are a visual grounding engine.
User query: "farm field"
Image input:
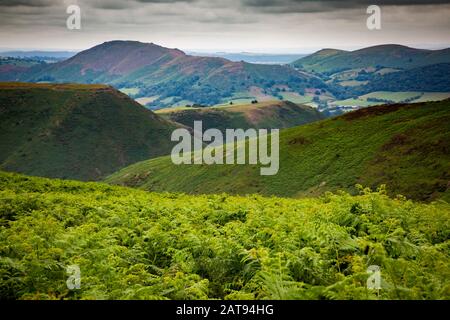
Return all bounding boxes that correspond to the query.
[135,96,160,106]
[332,91,450,108]
[119,87,140,96]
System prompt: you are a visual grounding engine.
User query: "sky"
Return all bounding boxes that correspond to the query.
[0,0,449,53]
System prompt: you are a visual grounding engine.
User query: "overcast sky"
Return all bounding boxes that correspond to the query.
[0,0,449,53]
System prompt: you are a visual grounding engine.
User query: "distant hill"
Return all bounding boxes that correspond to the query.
[156,100,325,132]
[0,82,179,181]
[187,51,307,65]
[106,99,450,202]
[0,57,44,81]
[292,45,450,74]
[19,41,325,108]
[291,48,347,72]
[0,50,77,59]
[291,45,450,108]
[3,42,449,113]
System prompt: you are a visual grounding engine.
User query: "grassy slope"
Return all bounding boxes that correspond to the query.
[1,171,449,300]
[106,100,450,202]
[157,101,325,132]
[0,82,178,181]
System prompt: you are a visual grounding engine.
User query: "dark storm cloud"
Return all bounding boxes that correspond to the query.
[0,0,54,6]
[241,0,450,13]
[0,0,449,51]
[0,0,195,8]
[89,0,134,10]
[135,0,195,3]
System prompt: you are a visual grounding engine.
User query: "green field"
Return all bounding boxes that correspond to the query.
[331,92,450,108]
[331,98,377,107]
[210,91,314,108]
[171,99,195,108]
[213,98,256,107]
[413,92,450,102]
[135,96,159,106]
[279,92,313,104]
[155,105,201,114]
[151,88,450,109]
[375,68,400,75]
[361,92,424,102]
[1,171,449,300]
[339,80,369,87]
[119,87,140,95]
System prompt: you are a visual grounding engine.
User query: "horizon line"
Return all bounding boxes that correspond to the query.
[1,41,449,55]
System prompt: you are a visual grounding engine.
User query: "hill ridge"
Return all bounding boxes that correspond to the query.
[12,41,324,108]
[106,99,450,202]
[0,82,179,181]
[292,44,450,73]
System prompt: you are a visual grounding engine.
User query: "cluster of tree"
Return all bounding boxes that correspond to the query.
[186,103,208,108]
[366,97,395,104]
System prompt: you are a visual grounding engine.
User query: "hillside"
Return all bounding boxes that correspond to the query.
[19,41,325,108]
[292,45,450,74]
[288,45,450,113]
[0,82,179,181]
[156,101,325,132]
[0,57,43,81]
[291,48,347,72]
[1,171,449,300]
[5,42,449,113]
[106,99,450,202]
[356,63,450,93]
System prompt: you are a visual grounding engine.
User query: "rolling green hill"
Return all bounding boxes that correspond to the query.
[292,45,450,74]
[106,99,450,202]
[0,82,179,181]
[20,41,325,108]
[290,45,450,111]
[1,171,449,300]
[156,100,325,132]
[6,42,449,112]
